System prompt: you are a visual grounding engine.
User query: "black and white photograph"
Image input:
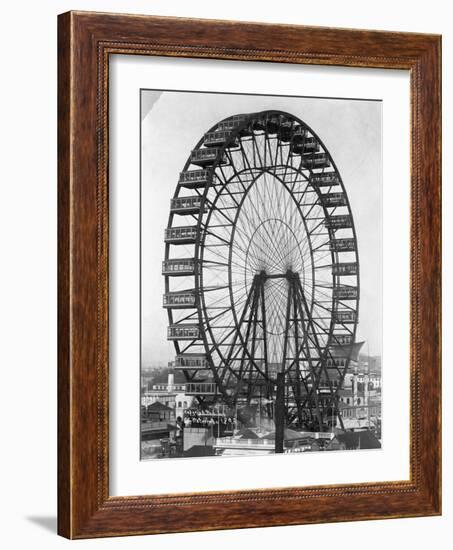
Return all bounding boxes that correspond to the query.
[140,90,383,460]
[0,0,446,546]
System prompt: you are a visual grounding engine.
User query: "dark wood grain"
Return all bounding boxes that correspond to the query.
[57,10,441,539]
[57,11,71,537]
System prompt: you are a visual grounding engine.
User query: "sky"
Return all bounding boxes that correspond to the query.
[141,90,382,367]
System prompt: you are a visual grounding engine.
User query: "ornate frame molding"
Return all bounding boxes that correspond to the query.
[58,11,441,538]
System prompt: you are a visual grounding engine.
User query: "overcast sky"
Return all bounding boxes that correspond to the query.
[141,90,382,367]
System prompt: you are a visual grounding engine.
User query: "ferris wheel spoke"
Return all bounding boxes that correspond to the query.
[238,139,255,173]
[206,284,248,314]
[214,175,240,208]
[202,245,249,273]
[205,232,254,261]
[311,239,331,253]
[209,205,236,226]
[250,133,263,168]
[264,133,275,168]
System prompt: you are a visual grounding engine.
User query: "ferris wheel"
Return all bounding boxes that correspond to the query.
[162,110,360,431]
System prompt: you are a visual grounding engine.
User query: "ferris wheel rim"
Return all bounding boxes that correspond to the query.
[163,109,361,421]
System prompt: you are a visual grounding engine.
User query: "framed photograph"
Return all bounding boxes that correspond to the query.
[58,11,441,538]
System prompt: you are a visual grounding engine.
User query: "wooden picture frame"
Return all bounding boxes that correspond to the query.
[58,10,441,539]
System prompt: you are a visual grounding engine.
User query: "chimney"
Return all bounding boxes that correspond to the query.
[167,371,174,393]
[364,374,370,403]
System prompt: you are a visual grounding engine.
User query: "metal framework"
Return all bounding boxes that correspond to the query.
[162,110,360,432]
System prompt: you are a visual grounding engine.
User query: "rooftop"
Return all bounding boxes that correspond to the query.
[336,430,381,450]
[183,445,217,458]
[146,401,174,412]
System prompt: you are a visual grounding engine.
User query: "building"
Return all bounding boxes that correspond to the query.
[174,392,193,419]
[141,401,177,442]
[213,429,338,456]
[338,366,382,431]
[141,367,194,416]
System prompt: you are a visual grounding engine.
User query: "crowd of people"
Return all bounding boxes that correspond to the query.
[181,409,238,433]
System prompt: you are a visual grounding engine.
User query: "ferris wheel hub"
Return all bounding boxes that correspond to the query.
[255,269,301,281]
